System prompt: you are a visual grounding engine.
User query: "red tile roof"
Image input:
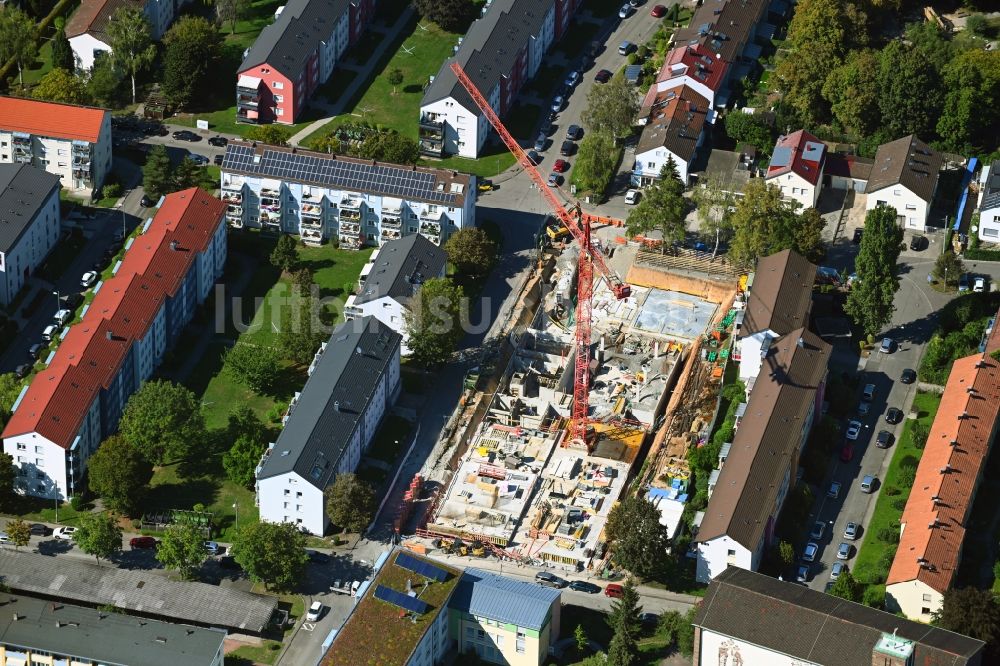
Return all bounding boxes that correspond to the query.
[65,0,142,40]
[642,45,728,108]
[0,96,108,144]
[1,189,226,448]
[765,130,826,186]
[887,325,1000,593]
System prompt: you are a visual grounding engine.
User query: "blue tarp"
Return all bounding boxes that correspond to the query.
[953,157,978,232]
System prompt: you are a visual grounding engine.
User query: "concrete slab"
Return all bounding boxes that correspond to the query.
[634,289,718,341]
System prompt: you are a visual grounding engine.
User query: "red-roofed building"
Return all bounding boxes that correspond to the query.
[764,130,827,210]
[642,45,729,110]
[0,96,111,196]
[2,189,226,500]
[885,312,1000,622]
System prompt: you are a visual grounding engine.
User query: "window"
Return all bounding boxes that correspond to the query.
[296,491,302,497]
[284,489,290,495]
[276,108,284,116]
[516,630,526,654]
[984,227,999,238]
[727,549,736,557]
[466,627,474,639]
[283,502,288,508]
[17,456,24,463]
[477,629,486,639]
[923,594,932,602]
[921,607,931,615]
[273,81,284,89]
[496,635,504,647]
[35,445,43,453]
[296,504,302,511]
[893,189,901,196]
[274,94,283,103]
[905,204,917,210]
[16,443,25,450]
[35,458,43,466]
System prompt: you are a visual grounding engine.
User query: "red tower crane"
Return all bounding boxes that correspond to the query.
[449,62,631,446]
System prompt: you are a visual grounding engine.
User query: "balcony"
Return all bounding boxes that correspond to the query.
[340,222,361,235]
[12,132,30,146]
[227,204,243,216]
[340,209,361,222]
[420,210,444,223]
[260,198,280,213]
[301,228,323,246]
[384,200,403,215]
[339,236,363,250]
[260,211,281,229]
[236,86,260,108]
[236,108,260,124]
[73,167,92,180]
[301,203,322,218]
[222,191,243,205]
[301,217,322,229]
[381,228,402,242]
[72,140,90,155]
[418,114,445,158]
[381,216,402,229]
[260,187,279,197]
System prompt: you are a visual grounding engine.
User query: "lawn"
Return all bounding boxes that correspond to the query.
[852,391,942,585]
[227,641,283,665]
[21,39,54,87]
[560,604,679,665]
[3,495,94,527]
[524,65,564,98]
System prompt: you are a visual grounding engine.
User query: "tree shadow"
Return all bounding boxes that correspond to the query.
[402,84,423,94]
[35,540,74,557]
[144,476,221,515]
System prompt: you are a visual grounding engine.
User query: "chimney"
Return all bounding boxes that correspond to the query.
[106,331,113,341]
[334,401,339,412]
[170,240,179,251]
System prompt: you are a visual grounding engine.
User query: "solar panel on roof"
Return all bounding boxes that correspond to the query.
[373,585,429,614]
[803,141,824,161]
[770,146,792,168]
[395,552,450,582]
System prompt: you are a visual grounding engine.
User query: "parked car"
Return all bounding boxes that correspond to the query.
[974,276,987,293]
[625,189,641,205]
[566,124,583,141]
[187,153,210,166]
[837,543,852,560]
[29,523,51,536]
[910,235,927,251]
[214,154,224,166]
[604,582,624,597]
[53,309,71,326]
[852,228,863,244]
[880,337,895,353]
[130,536,158,549]
[629,0,643,6]
[208,136,228,147]
[0,532,8,544]
[14,363,31,379]
[802,542,818,562]
[862,383,875,402]
[901,368,916,384]
[650,4,667,17]
[306,601,325,622]
[619,41,636,55]
[845,420,862,441]
[478,179,495,192]
[553,159,569,173]
[534,134,547,152]
[27,342,45,361]
[827,481,841,499]
[535,571,568,588]
[53,527,77,540]
[560,140,575,156]
[547,173,563,187]
[831,561,847,581]
[140,194,155,207]
[860,475,876,493]
[540,120,554,135]
[526,150,540,165]
[568,580,602,594]
[81,271,98,288]
[858,400,871,416]
[796,565,810,583]
[172,130,201,142]
[959,273,970,292]
[885,407,903,424]
[594,69,612,83]
[844,522,859,540]
[564,71,580,87]
[550,96,565,113]
[42,324,58,342]
[839,443,853,462]
[204,541,220,554]
[618,4,634,18]
[63,293,83,309]
[809,521,826,540]
[876,430,894,449]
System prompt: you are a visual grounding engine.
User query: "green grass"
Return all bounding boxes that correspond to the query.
[228,641,283,664]
[852,392,942,584]
[423,150,518,178]
[315,67,358,103]
[2,496,93,527]
[21,40,54,87]
[366,415,413,464]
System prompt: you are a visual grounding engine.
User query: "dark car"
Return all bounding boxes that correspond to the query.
[27,342,45,360]
[307,550,330,564]
[29,523,51,536]
[594,69,612,83]
[901,368,916,384]
[208,136,228,147]
[876,430,895,449]
[886,407,903,424]
[568,580,602,594]
[566,125,583,141]
[534,133,547,152]
[130,536,158,549]
[910,235,927,251]
[526,150,540,165]
[852,228,863,244]
[172,130,201,142]
[63,293,83,309]
[15,363,31,379]
[214,154,224,166]
[140,194,155,207]
[560,140,575,156]
[650,3,667,16]
[839,443,853,463]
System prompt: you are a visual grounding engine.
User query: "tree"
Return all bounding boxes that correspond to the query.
[723,112,774,154]
[821,49,881,138]
[270,234,298,272]
[937,50,1000,154]
[87,436,153,516]
[728,179,825,266]
[51,27,75,71]
[227,404,269,443]
[413,0,476,32]
[278,282,326,365]
[143,145,173,199]
[604,496,671,578]
[174,156,205,192]
[73,512,123,563]
[778,541,795,568]
[215,0,248,34]
[405,277,464,367]
[572,130,618,194]
[795,208,826,263]
[387,67,403,95]
[606,577,642,666]
[444,227,496,278]
[845,205,903,338]
[933,252,965,289]
[876,40,942,141]
[162,16,222,110]
[223,434,267,488]
[0,372,20,425]
[32,68,90,105]
[937,587,1000,661]
[0,6,38,86]
[105,7,156,104]
[86,54,125,108]
[224,343,280,393]
[118,379,207,465]
[356,131,420,165]
[6,518,29,550]
[244,125,292,146]
[625,158,687,251]
[582,74,639,140]
[155,522,207,579]
[231,521,309,591]
[828,571,864,602]
[325,473,376,532]
[0,452,15,510]
[574,624,589,653]
[691,177,735,257]
[676,607,697,658]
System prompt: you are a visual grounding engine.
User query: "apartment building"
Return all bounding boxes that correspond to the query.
[66,0,193,69]
[632,85,712,187]
[765,130,827,210]
[220,141,475,248]
[1,189,226,500]
[693,568,984,666]
[0,165,61,307]
[696,329,830,582]
[866,135,942,232]
[0,592,226,666]
[0,96,111,196]
[236,0,374,124]
[978,160,1000,242]
[450,568,561,666]
[255,317,401,535]
[346,234,447,354]
[419,0,581,159]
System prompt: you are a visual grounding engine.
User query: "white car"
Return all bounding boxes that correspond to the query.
[974,276,986,293]
[809,521,826,540]
[81,271,98,288]
[53,527,77,540]
[831,561,847,581]
[42,324,59,342]
[204,541,220,554]
[306,601,324,622]
[53,309,71,326]
[564,71,580,87]
[0,532,9,544]
[802,542,818,562]
[625,189,641,205]
[619,4,633,18]
[845,420,862,441]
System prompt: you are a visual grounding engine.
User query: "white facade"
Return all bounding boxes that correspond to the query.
[886,579,942,623]
[256,471,329,536]
[317,10,351,84]
[867,186,930,231]
[0,116,112,195]
[697,627,821,666]
[633,138,705,187]
[345,294,409,352]
[737,331,772,386]
[143,0,194,40]
[419,93,494,160]
[767,170,818,211]
[68,33,109,70]
[404,602,452,666]
[696,536,756,584]
[981,206,1000,243]
[0,184,59,306]
[648,73,718,110]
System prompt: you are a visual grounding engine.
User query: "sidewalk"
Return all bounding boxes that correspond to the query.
[289,6,417,147]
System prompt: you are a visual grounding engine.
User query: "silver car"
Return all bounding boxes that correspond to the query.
[844,522,859,540]
[837,542,852,560]
[831,561,847,581]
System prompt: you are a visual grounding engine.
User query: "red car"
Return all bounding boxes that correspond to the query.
[594,69,612,83]
[651,4,667,17]
[553,159,570,173]
[839,444,854,463]
[130,536,158,549]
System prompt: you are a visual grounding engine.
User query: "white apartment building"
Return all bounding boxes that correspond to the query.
[978,160,1000,242]
[865,135,942,232]
[0,97,111,196]
[66,0,193,69]
[0,165,61,307]
[220,141,475,249]
[255,316,401,535]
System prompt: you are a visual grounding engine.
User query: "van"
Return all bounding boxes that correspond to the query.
[604,583,624,598]
[618,41,635,56]
[860,475,875,493]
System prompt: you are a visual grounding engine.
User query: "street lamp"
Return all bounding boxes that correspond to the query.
[233,502,239,533]
[52,290,60,309]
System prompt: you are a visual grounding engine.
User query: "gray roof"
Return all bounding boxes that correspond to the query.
[0,164,60,254]
[257,316,401,489]
[0,549,276,632]
[355,235,446,306]
[696,568,984,666]
[450,568,560,631]
[0,592,225,666]
[239,0,348,79]
[222,141,471,206]
[982,160,1000,212]
[866,134,942,202]
[422,0,554,114]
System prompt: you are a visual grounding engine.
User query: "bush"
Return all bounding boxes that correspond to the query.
[266,401,288,424]
[877,526,900,544]
[897,464,917,488]
[626,53,638,65]
[911,422,929,449]
[884,486,901,496]
[863,584,886,609]
[891,497,908,511]
[102,183,122,200]
[965,248,1000,261]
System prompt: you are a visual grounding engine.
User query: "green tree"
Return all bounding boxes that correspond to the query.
[118,379,207,465]
[356,131,420,165]
[937,50,1000,154]
[0,372,20,425]
[936,587,1000,661]
[822,49,881,138]
[604,496,671,578]
[606,577,642,666]
[691,177,735,257]
[905,21,956,73]
[933,251,964,289]
[405,277,464,367]
[444,227,497,278]
[876,40,942,140]
[625,158,687,251]
[728,179,824,266]
[574,624,589,653]
[73,512,123,563]
[0,452,15,510]
[324,473,376,532]
[244,125,292,146]
[86,55,125,108]
[51,27,75,71]
[155,522,207,579]
[87,435,153,516]
[215,0,248,34]
[227,404,269,443]
[105,7,156,104]
[278,283,326,365]
[676,606,697,658]
[6,518,30,550]
[223,434,267,488]
[387,67,403,94]
[582,74,639,140]
[0,6,38,86]
[572,130,618,194]
[723,112,774,154]
[778,541,795,568]
[172,156,202,192]
[828,571,864,602]
[845,205,903,338]
[162,16,223,110]
[270,234,298,272]
[223,343,280,393]
[231,521,309,591]
[413,0,476,32]
[143,145,173,199]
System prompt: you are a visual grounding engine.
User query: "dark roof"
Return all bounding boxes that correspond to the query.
[222,141,471,207]
[672,0,769,64]
[866,134,942,202]
[742,249,816,336]
[765,130,826,186]
[0,592,226,666]
[422,0,554,113]
[824,152,874,181]
[239,0,349,79]
[257,316,401,489]
[451,569,560,631]
[0,164,60,254]
[65,0,142,40]
[355,235,446,305]
[696,568,984,666]
[636,85,710,163]
[697,329,830,549]
[982,160,1000,211]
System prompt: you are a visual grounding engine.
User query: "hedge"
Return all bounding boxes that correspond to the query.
[964,248,1000,261]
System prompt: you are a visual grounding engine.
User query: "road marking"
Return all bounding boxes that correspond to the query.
[302,622,316,632]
